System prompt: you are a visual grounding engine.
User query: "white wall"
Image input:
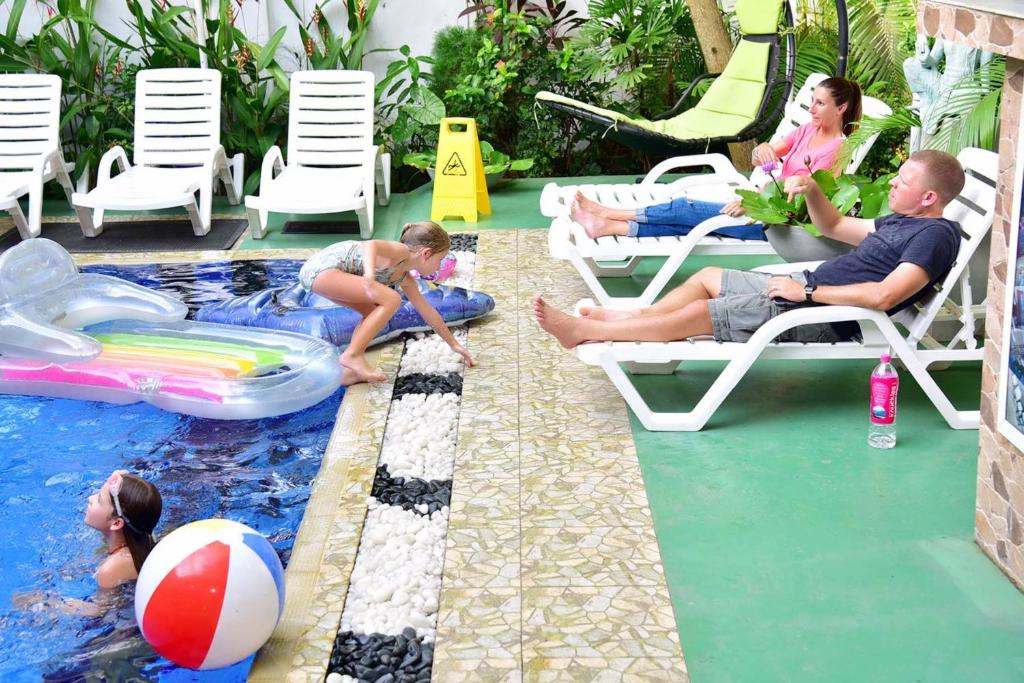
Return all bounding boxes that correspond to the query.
[4,0,592,84]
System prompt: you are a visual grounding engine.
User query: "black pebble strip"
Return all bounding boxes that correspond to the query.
[328,629,433,682]
[391,372,463,401]
[371,465,451,515]
[448,234,478,253]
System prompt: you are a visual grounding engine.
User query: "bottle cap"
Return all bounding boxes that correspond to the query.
[880,353,891,363]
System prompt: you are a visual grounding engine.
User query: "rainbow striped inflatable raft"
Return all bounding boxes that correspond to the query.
[0,240,341,419]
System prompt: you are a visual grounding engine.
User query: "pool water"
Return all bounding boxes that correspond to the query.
[0,260,343,681]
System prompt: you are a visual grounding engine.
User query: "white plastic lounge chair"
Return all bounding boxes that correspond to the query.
[245,70,390,240]
[539,74,893,308]
[571,147,997,432]
[71,68,243,237]
[0,74,74,240]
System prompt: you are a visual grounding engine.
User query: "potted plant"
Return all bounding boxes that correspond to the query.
[737,168,893,262]
[403,141,534,189]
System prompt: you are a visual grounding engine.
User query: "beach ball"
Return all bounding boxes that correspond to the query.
[134,519,285,670]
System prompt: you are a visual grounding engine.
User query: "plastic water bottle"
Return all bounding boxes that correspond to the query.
[868,354,899,449]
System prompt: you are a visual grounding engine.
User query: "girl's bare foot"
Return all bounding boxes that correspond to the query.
[570,202,610,239]
[574,191,612,218]
[579,306,637,321]
[533,294,585,349]
[339,354,386,385]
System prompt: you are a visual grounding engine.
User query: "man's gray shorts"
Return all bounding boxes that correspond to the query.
[707,270,846,343]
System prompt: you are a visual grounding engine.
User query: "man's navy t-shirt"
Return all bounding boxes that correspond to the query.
[806,212,961,315]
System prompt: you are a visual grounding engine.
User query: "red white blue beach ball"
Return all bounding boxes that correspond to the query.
[134,518,285,670]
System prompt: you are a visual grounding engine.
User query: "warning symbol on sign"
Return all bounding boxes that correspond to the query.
[442,152,467,176]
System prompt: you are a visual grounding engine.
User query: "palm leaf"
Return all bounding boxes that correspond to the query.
[926,57,1004,154]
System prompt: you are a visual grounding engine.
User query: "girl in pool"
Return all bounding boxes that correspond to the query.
[570,76,863,240]
[11,470,161,613]
[84,470,162,589]
[299,221,475,385]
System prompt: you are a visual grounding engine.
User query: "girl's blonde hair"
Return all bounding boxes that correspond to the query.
[399,221,450,254]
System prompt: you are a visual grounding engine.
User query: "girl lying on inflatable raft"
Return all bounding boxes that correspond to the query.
[200,223,488,386]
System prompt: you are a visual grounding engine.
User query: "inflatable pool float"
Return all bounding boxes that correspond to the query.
[195,279,494,348]
[0,239,342,419]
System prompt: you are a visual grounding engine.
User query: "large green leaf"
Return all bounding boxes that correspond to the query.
[255,25,287,72]
[402,84,445,126]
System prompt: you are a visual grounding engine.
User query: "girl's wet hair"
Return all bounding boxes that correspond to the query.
[399,221,450,254]
[118,475,162,573]
[818,76,863,136]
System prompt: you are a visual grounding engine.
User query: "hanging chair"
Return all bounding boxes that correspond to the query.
[536,0,847,157]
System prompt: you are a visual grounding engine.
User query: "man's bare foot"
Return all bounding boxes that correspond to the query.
[571,201,610,239]
[340,354,386,385]
[533,294,585,349]
[574,191,612,218]
[579,305,637,321]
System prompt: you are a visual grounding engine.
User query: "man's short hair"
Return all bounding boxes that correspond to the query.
[909,150,965,207]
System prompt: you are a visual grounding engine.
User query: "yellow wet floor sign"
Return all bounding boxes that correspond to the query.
[430,118,491,222]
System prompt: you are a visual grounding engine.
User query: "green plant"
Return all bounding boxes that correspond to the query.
[570,0,706,116]
[282,0,380,70]
[437,3,604,176]
[125,0,291,194]
[3,0,136,186]
[430,26,483,101]
[460,0,584,49]
[375,46,445,189]
[737,169,893,237]
[402,140,533,175]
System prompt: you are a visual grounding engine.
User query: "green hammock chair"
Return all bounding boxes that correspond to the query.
[536,0,803,157]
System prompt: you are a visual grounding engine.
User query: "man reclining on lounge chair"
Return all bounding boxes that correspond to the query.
[534,150,965,348]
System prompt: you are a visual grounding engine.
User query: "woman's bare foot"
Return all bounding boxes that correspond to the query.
[579,305,637,321]
[533,294,585,349]
[570,202,611,239]
[574,191,612,218]
[339,354,386,385]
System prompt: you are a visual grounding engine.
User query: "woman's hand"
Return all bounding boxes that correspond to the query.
[720,200,746,218]
[451,343,475,367]
[751,143,780,166]
[766,276,805,303]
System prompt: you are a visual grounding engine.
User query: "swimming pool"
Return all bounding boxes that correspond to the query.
[0,260,343,681]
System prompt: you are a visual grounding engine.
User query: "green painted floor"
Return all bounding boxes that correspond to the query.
[234,175,637,249]
[613,256,1024,682]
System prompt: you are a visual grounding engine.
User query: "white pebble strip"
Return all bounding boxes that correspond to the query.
[379,393,460,481]
[340,501,448,642]
[397,330,468,377]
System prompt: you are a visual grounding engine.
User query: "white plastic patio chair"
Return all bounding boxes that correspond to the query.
[570,147,997,432]
[71,68,243,237]
[0,74,74,240]
[245,70,390,240]
[539,74,893,308]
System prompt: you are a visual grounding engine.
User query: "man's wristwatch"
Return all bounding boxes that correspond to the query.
[804,282,817,303]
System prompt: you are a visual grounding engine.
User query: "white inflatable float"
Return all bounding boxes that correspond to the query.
[0,240,342,419]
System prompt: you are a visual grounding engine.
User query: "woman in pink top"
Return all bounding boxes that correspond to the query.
[571,77,863,240]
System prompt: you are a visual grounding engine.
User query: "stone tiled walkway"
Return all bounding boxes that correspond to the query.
[433,230,687,681]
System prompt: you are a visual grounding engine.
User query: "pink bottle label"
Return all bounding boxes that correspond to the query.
[869,375,898,425]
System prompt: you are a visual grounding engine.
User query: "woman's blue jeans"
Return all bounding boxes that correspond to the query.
[628,197,766,240]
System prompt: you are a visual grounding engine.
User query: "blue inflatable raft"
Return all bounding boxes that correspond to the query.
[194,279,494,347]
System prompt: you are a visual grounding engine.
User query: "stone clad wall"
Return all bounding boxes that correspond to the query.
[921,1,1024,590]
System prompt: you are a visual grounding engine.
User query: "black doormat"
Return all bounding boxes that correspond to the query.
[0,218,249,254]
[281,220,361,234]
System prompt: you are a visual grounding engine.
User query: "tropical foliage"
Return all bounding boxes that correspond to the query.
[2,0,135,185]
[738,169,894,237]
[0,0,1006,191]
